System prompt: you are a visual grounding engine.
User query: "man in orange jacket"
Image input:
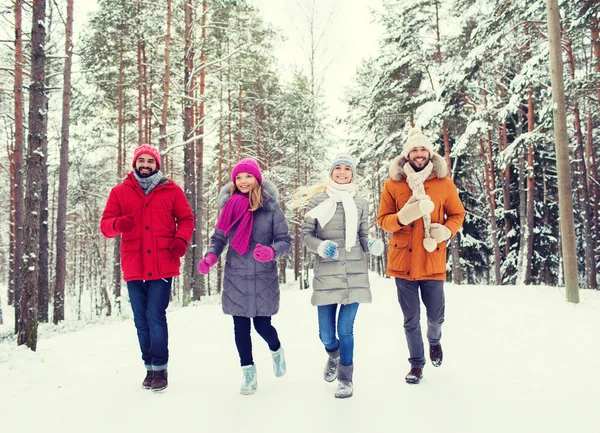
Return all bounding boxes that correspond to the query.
[378,128,465,385]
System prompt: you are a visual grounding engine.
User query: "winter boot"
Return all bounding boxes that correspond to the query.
[430,343,443,367]
[142,370,154,389]
[335,363,354,398]
[240,364,258,395]
[151,369,168,392]
[405,367,423,384]
[271,346,287,377]
[323,348,340,382]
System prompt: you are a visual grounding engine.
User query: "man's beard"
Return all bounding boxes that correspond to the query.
[409,160,429,172]
[135,167,157,178]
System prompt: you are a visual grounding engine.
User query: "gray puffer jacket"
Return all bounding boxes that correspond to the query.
[207,180,291,318]
[301,192,372,306]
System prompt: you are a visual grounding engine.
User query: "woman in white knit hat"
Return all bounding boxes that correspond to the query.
[292,153,384,399]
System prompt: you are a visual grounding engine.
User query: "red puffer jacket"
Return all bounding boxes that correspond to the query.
[100,172,194,282]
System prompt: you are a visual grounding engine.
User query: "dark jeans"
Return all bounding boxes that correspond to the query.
[127,278,172,371]
[395,278,445,368]
[317,303,359,367]
[232,316,281,367]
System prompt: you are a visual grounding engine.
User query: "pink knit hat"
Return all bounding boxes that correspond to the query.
[231,158,263,184]
[132,144,161,170]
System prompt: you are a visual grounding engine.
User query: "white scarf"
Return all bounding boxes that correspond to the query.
[306,179,358,252]
[403,161,436,251]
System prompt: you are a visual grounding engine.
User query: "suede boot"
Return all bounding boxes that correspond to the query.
[405,367,423,384]
[334,363,353,398]
[142,370,154,389]
[430,343,443,367]
[324,349,340,382]
[151,369,168,392]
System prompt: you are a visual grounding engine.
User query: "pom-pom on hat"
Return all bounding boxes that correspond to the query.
[232,158,263,184]
[402,128,434,158]
[132,144,161,170]
[328,153,356,177]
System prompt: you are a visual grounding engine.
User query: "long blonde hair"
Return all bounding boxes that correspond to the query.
[289,183,328,210]
[230,183,265,211]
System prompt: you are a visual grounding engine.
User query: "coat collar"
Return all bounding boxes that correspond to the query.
[388,151,448,182]
[218,179,279,211]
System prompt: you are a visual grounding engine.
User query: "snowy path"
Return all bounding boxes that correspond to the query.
[2,276,600,433]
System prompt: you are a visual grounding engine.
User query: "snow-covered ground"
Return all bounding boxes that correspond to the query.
[1,274,599,433]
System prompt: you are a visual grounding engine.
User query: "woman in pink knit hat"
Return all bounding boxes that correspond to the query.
[198,158,291,395]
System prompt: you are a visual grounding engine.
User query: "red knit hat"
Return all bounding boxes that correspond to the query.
[132,144,161,170]
[232,158,262,184]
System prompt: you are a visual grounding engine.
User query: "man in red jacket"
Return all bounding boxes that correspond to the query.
[101,144,194,392]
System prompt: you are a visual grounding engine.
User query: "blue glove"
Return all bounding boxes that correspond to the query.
[317,240,339,259]
[368,238,385,256]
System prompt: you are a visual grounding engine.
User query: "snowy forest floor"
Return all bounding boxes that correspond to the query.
[1,274,600,433]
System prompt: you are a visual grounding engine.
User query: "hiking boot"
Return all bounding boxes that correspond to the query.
[271,346,287,377]
[335,363,354,398]
[240,364,257,395]
[324,349,340,382]
[151,370,168,392]
[430,343,443,367]
[142,370,154,389]
[405,367,423,384]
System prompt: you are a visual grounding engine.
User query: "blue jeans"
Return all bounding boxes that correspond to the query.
[232,316,281,367]
[127,278,172,371]
[395,278,445,368]
[317,303,359,367]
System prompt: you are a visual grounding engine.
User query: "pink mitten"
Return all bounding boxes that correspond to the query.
[253,244,275,262]
[197,253,218,274]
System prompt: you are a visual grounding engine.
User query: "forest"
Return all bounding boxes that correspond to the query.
[0,0,598,349]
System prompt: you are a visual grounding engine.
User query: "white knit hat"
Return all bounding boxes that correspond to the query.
[402,128,434,158]
[328,153,356,177]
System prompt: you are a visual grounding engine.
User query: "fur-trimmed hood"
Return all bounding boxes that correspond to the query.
[388,151,448,181]
[218,179,280,211]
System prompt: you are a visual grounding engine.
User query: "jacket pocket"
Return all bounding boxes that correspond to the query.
[388,230,411,273]
[120,239,142,277]
[156,237,180,275]
[425,242,447,275]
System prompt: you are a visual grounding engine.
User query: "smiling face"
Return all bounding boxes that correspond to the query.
[408,147,431,171]
[235,172,258,193]
[331,164,353,184]
[135,154,158,178]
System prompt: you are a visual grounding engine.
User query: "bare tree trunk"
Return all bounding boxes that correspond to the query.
[159,0,172,156]
[182,0,195,306]
[18,0,47,350]
[524,91,535,284]
[12,0,25,333]
[54,0,74,323]
[443,120,462,284]
[546,0,579,301]
[136,0,143,145]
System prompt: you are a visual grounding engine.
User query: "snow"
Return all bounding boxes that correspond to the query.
[2,274,600,433]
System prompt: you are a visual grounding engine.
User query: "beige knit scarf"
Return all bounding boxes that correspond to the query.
[403,161,437,252]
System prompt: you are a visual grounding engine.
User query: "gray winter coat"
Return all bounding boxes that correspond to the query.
[301,192,372,306]
[207,180,291,318]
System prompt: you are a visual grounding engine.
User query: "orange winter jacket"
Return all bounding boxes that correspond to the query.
[377,153,466,281]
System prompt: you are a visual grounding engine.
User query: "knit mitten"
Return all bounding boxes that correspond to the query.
[430,223,452,243]
[114,215,135,233]
[169,238,187,258]
[197,253,218,274]
[317,240,339,259]
[367,238,385,256]
[253,244,275,262]
[397,197,434,225]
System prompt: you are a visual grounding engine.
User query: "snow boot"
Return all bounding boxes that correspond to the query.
[324,348,340,382]
[405,367,423,384]
[240,364,258,395]
[151,369,168,392]
[271,346,287,377]
[335,363,354,398]
[142,370,154,389]
[430,343,443,367]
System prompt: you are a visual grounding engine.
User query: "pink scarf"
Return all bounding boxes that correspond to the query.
[216,193,254,255]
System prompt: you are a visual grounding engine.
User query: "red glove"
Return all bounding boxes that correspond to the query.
[253,244,275,262]
[197,253,218,274]
[115,215,135,233]
[169,238,187,258]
